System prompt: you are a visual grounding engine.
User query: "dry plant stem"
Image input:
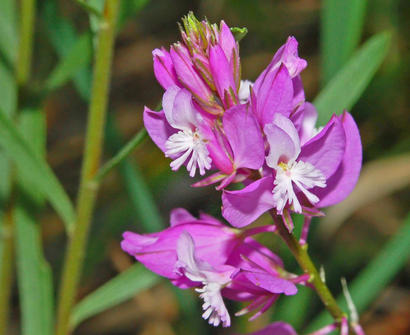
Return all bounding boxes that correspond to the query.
[55,1,120,334]
[0,207,14,335]
[270,211,346,322]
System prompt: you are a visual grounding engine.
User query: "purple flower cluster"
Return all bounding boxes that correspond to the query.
[122,13,362,331]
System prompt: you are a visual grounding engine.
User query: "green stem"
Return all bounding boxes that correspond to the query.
[16,0,36,86]
[0,206,14,335]
[270,211,346,322]
[55,1,120,334]
[0,0,36,332]
[94,128,147,183]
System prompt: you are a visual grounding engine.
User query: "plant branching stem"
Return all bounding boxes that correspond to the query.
[94,128,147,183]
[270,211,346,322]
[55,1,120,334]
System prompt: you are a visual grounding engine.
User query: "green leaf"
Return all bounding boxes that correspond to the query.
[95,128,147,182]
[0,109,75,232]
[306,212,410,332]
[0,64,16,211]
[105,119,163,233]
[230,27,248,42]
[74,0,102,17]
[321,0,368,84]
[118,0,150,29]
[15,106,53,335]
[315,32,391,126]
[42,1,92,100]
[0,0,17,67]
[71,264,161,327]
[45,33,93,92]
[15,195,54,335]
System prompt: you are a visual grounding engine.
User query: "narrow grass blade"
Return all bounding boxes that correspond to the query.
[321,0,367,84]
[15,106,53,335]
[71,264,161,327]
[41,1,92,100]
[306,213,410,331]
[45,32,92,92]
[315,32,391,126]
[105,119,163,232]
[0,109,75,232]
[95,128,147,182]
[15,196,54,335]
[0,0,17,67]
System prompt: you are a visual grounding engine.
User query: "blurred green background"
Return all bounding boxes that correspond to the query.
[1,0,409,334]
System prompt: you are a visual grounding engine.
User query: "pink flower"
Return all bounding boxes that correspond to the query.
[222,111,362,229]
[144,86,265,182]
[121,208,239,284]
[122,209,299,327]
[144,86,212,177]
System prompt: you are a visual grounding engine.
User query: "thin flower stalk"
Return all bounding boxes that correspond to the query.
[270,211,346,322]
[55,1,120,334]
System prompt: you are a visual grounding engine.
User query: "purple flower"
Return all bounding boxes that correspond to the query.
[144,86,212,177]
[122,209,299,327]
[121,208,239,284]
[145,85,265,182]
[222,111,362,229]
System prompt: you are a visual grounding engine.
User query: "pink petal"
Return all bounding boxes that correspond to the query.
[292,75,305,108]
[223,104,265,170]
[162,86,198,129]
[170,43,212,103]
[219,21,237,63]
[209,44,236,105]
[152,47,180,89]
[254,65,294,126]
[316,111,362,207]
[299,115,346,179]
[298,102,318,145]
[199,123,234,174]
[170,208,196,226]
[264,117,300,167]
[222,176,275,228]
[143,107,175,153]
[244,272,297,295]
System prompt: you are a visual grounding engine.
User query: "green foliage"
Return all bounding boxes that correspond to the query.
[306,213,410,331]
[15,197,54,335]
[231,27,248,42]
[0,109,75,232]
[15,107,53,335]
[0,0,17,67]
[315,32,391,125]
[105,120,163,233]
[45,33,93,92]
[71,264,161,327]
[321,0,368,84]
